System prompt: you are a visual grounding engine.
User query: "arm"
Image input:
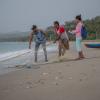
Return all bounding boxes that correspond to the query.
[72,27,80,34]
[53,31,60,43]
[29,32,33,49]
[69,26,80,35]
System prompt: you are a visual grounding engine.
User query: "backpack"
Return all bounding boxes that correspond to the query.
[81,26,88,39]
[35,31,46,43]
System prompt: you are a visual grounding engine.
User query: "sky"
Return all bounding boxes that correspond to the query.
[0,0,100,33]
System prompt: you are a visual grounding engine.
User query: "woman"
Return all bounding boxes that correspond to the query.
[71,15,85,60]
[53,21,69,60]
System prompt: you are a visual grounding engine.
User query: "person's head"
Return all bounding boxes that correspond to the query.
[75,15,82,23]
[31,25,37,32]
[54,21,59,29]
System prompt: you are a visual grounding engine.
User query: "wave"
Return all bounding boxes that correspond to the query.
[0,49,32,62]
[0,44,57,62]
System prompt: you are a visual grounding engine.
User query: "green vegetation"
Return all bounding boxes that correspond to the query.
[0,16,100,42]
[0,31,29,42]
[47,16,100,41]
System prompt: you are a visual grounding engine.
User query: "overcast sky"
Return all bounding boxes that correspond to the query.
[0,0,100,33]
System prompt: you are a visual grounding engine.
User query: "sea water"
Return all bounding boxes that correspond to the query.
[0,42,29,54]
[0,42,57,75]
[0,42,57,62]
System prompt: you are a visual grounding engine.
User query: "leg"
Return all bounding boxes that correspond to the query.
[61,39,68,56]
[80,51,85,58]
[61,43,66,56]
[42,43,48,62]
[58,40,62,57]
[35,43,40,62]
[76,38,85,60]
[63,39,69,50]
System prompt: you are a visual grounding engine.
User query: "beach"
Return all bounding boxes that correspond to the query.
[0,42,100,100]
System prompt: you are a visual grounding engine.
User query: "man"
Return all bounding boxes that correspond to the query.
[29,25,48,62]
[53,21,69,59]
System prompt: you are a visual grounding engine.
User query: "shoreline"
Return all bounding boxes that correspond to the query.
[0,42,100,100]
[0,41,100,75]
[0,42,55,62]
[0,44,58,75]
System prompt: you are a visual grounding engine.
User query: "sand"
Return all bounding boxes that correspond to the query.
[0,42,100,100]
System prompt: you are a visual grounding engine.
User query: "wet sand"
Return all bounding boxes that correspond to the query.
[0,42,100,100]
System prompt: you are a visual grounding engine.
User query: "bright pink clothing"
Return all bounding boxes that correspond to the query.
[73,22,83,38]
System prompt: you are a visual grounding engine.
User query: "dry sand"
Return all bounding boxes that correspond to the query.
[0,42,100,100]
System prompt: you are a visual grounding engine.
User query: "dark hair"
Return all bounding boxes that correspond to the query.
[54,21,59,26]
[76,15,82,21]
[31,25,37,30]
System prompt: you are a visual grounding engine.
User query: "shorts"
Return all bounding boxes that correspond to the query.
[76,37,82,52]
[35,42,46,51]
[62,39,69,50]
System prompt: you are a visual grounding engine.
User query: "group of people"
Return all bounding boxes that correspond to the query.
[29,15,85,63]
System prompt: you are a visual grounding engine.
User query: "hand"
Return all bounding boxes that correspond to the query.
[68,30,73,34]
[68,30,71,33]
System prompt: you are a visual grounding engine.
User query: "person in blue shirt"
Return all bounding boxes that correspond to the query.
[29,25,48,62]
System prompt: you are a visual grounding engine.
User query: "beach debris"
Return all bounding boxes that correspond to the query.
[26,85,33,89]
[80,79,83,82]
[26,82,38,88]
[14,64,28,69]
[25,64,33,69]
[68,77,73,80]
[26,81,33,85]
[79,73,88,82]
[33,66,40,69]
[26,81,33,89]
[42,72,49,76]
[91,64,95,67]
[34,79,46,85]
[66,64,70,67]
[92,67,96,72]
[55,82,59,86]
[59,76,64,80]
[19,82,23,86]
[55,76,59,80]
[26,86,30,89]
[57,71,64,80]
[58,71,62,75]
[52,82,59,86]
[26,66,32,69]
[24,64,40,69]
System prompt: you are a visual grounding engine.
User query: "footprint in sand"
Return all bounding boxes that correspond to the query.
[25,81,34,89]
[34,79,46,85]
[79,73,88,82]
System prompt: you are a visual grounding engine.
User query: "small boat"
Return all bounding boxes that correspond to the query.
[85,43,100,48]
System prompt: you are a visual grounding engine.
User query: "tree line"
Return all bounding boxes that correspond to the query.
[0,16,100,42]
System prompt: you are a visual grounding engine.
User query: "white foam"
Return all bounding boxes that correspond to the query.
[0,44,57,62]
[0,49,32,62]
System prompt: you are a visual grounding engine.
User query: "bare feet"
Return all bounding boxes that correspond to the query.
[75,57,85,60]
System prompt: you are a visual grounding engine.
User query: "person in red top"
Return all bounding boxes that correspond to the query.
[53,21,69,59]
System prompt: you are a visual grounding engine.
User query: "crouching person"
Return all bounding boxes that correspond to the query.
[29,25,48,62]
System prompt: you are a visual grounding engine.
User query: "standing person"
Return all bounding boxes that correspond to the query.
[70,15,85,60]
[53,21,69,60]
[29,25,48,62]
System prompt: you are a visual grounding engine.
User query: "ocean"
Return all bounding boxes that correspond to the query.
[0,42,58,75]
[0,42,57,62]
[0,42,29,54]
